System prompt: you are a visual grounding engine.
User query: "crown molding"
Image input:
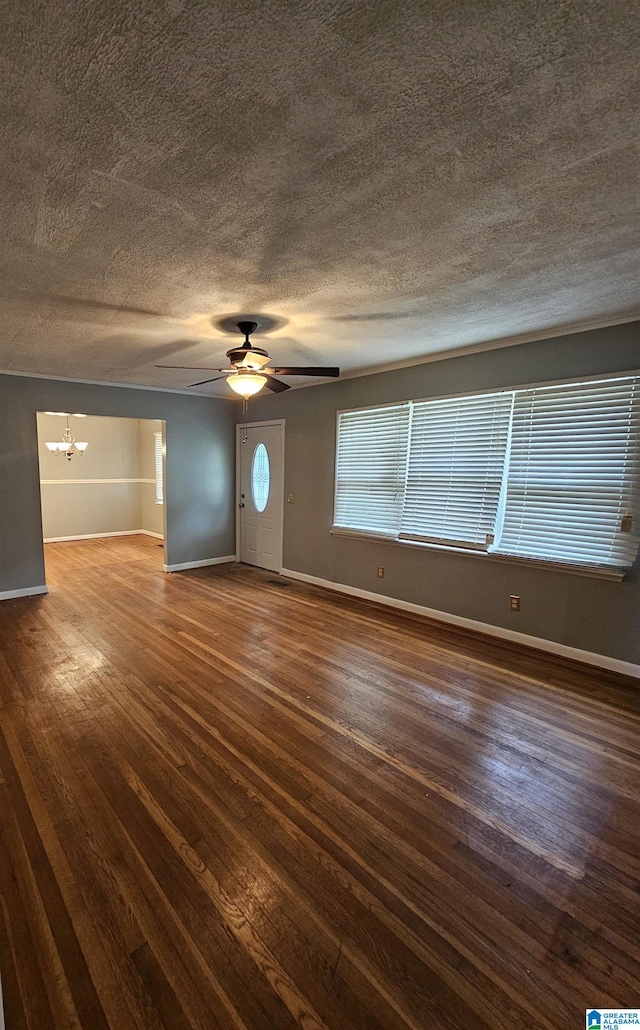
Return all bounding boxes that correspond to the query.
[334,311,640,384]
[0,367,235,399]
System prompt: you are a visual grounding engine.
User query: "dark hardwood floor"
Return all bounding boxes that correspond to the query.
[0,535,639,1029]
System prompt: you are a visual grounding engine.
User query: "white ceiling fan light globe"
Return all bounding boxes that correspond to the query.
[227,372,267,398]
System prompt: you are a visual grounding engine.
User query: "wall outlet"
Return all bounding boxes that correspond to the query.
[509,594,521,612]
[377,566,385,579]
[287,493,295,504]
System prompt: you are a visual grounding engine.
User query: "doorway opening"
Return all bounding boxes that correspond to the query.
[236,420,285,572]
[36,412,166,588]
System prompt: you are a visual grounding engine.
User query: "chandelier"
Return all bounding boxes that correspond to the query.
[45,414,89,461]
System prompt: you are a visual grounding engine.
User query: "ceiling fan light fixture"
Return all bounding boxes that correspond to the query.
[227,371,267,398]
[155,316,340,392]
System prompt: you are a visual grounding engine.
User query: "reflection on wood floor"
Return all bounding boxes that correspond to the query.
[0,535,638,1029]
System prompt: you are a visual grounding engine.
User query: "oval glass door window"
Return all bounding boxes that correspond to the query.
[251,443,270,512]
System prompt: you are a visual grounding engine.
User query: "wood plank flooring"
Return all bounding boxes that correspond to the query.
[0,535,639,1029]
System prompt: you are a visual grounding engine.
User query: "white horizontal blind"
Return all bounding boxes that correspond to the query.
[334,404,410,536]
[496,377,640,568]
[400,392,512,548]
[154,432,164,504]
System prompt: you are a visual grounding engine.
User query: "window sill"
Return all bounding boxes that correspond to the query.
[329,528,626,581]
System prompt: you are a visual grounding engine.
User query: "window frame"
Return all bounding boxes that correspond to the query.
[332,370,640,581]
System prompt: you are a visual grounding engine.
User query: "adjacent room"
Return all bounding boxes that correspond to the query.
[36,412,166,585]
[0,1,638,1028]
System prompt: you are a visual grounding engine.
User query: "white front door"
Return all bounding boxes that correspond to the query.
[237,421,284,572]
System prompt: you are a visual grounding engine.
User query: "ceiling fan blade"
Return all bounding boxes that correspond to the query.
[263,377,290,392]
[270,367,340,377]
[188,376,228,388]
[155,364,228,370]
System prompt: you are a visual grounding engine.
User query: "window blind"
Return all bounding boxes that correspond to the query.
[334,404,410,535]
[496,377,640,568]
[400,391,512,548]
[154,432,164,504]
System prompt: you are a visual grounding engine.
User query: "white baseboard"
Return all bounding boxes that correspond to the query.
[44,530,164,543]
[163,555,236,573]
[0,585,48,601]
[281,568,640,680]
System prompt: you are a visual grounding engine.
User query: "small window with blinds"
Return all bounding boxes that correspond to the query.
[494,377,640,569]
[154,432,164,505]
[400,392,512,548]
[333,374,640,573]
[334,404,410,536]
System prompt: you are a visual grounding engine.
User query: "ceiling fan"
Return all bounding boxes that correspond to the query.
[156,320,340,398]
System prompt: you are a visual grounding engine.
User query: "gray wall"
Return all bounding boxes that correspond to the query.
[246,321,640,666]
[1,375,236,592]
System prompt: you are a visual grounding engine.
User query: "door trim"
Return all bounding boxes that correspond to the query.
[235,419,285,568]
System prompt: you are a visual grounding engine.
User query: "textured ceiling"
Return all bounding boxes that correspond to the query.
[0,0,638,395]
